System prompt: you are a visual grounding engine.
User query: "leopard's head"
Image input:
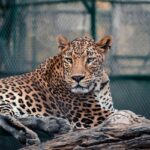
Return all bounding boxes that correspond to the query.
[57,35,112,94]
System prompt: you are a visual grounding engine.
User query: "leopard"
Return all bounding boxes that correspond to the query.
[0,35,115,145]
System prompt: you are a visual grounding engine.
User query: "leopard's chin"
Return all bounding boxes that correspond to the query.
[71,83,95,94]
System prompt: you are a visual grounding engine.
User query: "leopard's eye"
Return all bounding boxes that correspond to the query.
[87,57,96,64]
[65,57,73,64]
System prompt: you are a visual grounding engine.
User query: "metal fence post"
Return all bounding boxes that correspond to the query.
[81,0,96,40]
[91,0,96,40]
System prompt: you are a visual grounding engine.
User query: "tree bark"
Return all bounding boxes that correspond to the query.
[19,110,150,150]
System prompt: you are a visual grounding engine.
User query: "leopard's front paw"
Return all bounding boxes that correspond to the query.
[46,117,71,134]
[17,128,40,145]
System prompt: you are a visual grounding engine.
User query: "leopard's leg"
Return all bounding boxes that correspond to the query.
[18,116,71,135]
[0,103,40,145]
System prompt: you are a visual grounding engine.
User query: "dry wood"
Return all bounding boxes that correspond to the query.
[19,110,150,150]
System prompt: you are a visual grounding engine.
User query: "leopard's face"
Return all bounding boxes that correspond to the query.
[62,40,103,94]
[57,35,112,94]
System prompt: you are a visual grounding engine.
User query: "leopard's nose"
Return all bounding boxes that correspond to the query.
[71,75,85,82]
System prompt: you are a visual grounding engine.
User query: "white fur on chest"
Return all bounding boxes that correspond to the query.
[94,81,114,111]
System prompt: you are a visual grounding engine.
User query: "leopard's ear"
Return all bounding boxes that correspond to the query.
[56,35,69,53]
[96,35,112,54]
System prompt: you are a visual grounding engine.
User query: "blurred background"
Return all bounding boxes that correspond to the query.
[0,0,150,148]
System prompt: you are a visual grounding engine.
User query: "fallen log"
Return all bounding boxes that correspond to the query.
[20,110,150,150]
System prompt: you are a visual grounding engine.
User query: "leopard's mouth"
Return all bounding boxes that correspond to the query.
[71,82,95,94]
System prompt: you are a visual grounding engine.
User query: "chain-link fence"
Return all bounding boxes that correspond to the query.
[1,0,150,75]
[96,0,150,119]
[96,1,150,76]
[0,0,149,117]
[0,0,150,149]
[0,0,94,74]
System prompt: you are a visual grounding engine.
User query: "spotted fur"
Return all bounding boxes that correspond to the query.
[0,35,115,129]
